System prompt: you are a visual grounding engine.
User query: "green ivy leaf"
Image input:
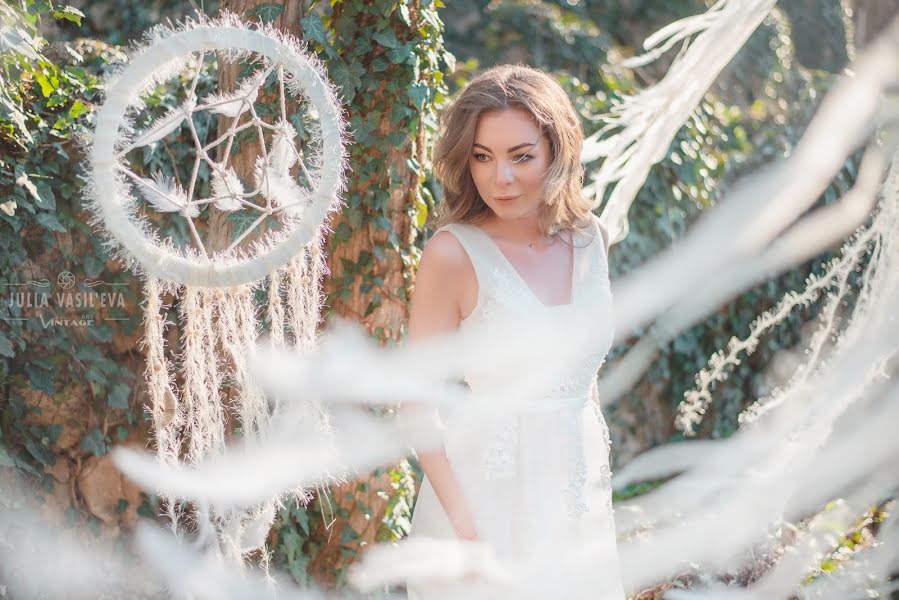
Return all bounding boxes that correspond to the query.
[294,506,311,536]
[301,14,328,47]
[83,255,104,278]
[36,212,66,232]
[34,70,57,97]
[84,364,109,385]
[80,429,106,457]
[108,382,130,409]
[280,526,303,561]
[24,437,55,466]
[227,211,261,244]
[25,362,55,395]
[68,100,88,120]
[346,207,363,230]
[387,43,414,65]
[370,57,390,73]
[331,60,365,104]
[35,181,56,210]
[340,522,359,544]
[0,442,15,468]
[333,221,352,243]
[246,3,284,23]
[51,6,84,25]
[0,331,15,358]
[88,324,113,343]
[408,82,429,111]
[285,551,310,585]
[372,28,399,49]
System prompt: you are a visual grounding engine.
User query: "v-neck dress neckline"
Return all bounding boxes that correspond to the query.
[468,225,579,309]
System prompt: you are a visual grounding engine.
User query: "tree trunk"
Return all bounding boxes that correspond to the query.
[305,0,438,588]
[212,0,443,587]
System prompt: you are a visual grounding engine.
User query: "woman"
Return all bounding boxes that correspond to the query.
[404,64,625,599]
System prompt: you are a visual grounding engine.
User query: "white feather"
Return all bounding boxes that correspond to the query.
[136,172,199,218]
[129,99,194,150]
[197,70,263,118]
[209,166,244,212]
[254,156,306,219]
[268,119,298,176]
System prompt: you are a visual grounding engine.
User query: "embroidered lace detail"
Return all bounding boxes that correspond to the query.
[481,420,518,481]
[598,463,614,515]
[438,219,616,521]
[563,408,589,518]
[592,400,615,515]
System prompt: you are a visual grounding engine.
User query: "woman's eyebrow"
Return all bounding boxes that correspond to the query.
[472,141,537,153]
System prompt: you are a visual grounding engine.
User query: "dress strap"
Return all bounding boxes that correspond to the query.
[432,222,496,286]
[583,215,610,280]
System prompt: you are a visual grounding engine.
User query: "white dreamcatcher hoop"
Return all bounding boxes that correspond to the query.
[88,14,346,287]
[84,14,349,566]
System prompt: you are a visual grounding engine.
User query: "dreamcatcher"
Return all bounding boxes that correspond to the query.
[85,14,348,563]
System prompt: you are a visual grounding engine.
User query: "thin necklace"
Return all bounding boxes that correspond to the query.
[528,234,557,249]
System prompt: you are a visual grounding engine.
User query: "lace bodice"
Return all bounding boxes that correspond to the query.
[433,216,615,518]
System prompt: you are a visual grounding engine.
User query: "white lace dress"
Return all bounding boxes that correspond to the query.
[406,216,626,600]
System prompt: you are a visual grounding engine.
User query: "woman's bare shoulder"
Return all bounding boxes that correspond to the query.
[420,229,470,271]
[410,229,475,335]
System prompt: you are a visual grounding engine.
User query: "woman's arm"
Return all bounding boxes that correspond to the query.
[402,231,481,541]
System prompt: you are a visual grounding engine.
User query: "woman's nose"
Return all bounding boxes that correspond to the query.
[495,161,514,185]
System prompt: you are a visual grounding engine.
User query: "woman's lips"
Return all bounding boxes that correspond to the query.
[495,195,520,202]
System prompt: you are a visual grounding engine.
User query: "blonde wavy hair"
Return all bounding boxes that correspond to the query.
[429,63,594,236]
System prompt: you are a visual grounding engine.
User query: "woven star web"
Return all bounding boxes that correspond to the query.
[116,50,324,260]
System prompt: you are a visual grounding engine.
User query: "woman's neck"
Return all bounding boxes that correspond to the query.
[481,214,545,244]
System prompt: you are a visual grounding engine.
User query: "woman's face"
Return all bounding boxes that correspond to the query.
[469,107,551,223]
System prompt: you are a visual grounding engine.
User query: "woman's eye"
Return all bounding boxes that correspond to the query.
[472,153,490,162]
[513,154,533,163]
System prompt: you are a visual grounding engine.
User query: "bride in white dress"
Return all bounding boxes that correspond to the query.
[403,64,626,599]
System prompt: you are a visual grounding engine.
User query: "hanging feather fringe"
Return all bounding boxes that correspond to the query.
[586,0,778,245]
[140,277,182,533]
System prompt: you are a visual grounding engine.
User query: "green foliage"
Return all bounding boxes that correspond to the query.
[245,3,285,23]
[302,0,452,346]
[0,2,197,495]
[603,12,861,442]
[263,1,453,587]
[0,4,114,477]
[270,496,320,586]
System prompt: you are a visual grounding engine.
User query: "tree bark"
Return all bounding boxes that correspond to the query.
[212,0,438,587]
[305,0,433,587]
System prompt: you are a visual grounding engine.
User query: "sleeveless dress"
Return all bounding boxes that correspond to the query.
[405,216,626,600]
